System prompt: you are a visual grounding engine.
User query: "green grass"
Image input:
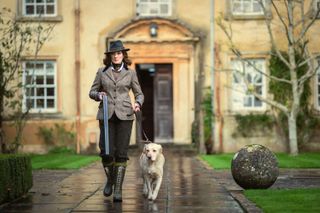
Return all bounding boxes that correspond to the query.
[244,188,320,213]
[30,154,100,170]
[200,152,320,169]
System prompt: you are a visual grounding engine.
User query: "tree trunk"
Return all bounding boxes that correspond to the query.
[288,114,298,155]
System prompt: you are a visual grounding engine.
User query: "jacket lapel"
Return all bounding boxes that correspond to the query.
[104,66,115,82]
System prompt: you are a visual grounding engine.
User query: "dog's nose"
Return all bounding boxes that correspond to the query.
[148,156,152,160]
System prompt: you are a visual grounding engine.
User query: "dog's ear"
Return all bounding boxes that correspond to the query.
[159,145,163,154]
[143,144,147,154]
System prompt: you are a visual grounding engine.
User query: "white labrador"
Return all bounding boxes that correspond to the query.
[139,143,165,201]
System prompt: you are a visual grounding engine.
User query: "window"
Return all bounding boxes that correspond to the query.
[23,0,57,17]
[136,0,172,17]
[231,59,266,110]
[316,58,320,108]
[23,61,57,113]
[232,0,265,15]
[315,0,320,18]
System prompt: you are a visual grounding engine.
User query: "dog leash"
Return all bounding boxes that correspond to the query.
[135,111,152,143]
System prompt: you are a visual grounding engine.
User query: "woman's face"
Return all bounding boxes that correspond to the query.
[111,51,124,64]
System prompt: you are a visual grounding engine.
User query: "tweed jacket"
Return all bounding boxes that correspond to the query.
[89,66,144,120]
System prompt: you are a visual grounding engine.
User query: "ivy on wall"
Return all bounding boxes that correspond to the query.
[233,113,275,137]
[269,51,319,147]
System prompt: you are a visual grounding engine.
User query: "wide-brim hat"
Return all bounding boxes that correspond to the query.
[105,40,130,54]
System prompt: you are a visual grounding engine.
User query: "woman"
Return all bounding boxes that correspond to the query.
[89,40,144,202]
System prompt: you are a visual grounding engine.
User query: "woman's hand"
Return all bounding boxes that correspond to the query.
[98,92,107,101]
[133,102,141,112]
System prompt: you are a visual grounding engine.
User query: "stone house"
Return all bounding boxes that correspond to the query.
[1,0,320,153]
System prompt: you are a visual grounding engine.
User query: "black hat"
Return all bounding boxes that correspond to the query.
[105,40,130,54]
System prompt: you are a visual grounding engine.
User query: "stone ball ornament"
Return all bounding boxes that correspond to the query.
[231,144,279,189]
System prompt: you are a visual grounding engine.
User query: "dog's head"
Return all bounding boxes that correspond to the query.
[144,143,163,162]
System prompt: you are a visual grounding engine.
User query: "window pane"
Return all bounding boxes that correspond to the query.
[47,99,54,108]
[36,99,44,108]
[26,0,34,3]
[254,73,262,83]
[36,88,44,96]
[253,2,262,12]
[46,75,54,84]
[160,4,168,14]
[46,5,54,14]
[26,88,35,96]
[233,2,242,13]
[46,62,54,70]
[244,96,252,107]
[25,76,34,85]
[246,74,252,83]
[26,98,35,108]
[36,76,44,85]
[254,97,262,106]
[46,0,55,3]
[36,0,44,3]
[255,85,262,94]
[36,63,44,70]
[47,88,54,96]
[36,5,45,14]
[26,6,34,15]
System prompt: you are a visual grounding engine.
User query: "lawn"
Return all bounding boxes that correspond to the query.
[200,152,320,169]
[200,153,320,212]
[244,188,320,213]
[30,153,100,169]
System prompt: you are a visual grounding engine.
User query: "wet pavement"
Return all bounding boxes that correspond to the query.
[1,147,320,213]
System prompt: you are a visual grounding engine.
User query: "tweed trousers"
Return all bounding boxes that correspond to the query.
[99,113,133,164]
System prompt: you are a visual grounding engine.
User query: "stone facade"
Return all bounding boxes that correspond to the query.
[1,0,320,153]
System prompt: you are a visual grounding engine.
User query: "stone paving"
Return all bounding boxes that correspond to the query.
[1,147,320,213]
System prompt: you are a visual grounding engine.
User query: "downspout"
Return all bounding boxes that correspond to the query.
[215,44,223,153]
[210,0,215,153]
[75,0,81,154]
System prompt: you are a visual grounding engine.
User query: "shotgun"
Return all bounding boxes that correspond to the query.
[103,95,109,155]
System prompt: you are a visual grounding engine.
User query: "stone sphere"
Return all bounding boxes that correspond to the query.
[231,144,279,189]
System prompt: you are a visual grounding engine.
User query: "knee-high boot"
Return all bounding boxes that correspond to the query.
[103,164,114,197]
[113,165,126,202]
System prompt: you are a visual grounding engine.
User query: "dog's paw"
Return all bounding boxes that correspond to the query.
[148,194,153,200]
[151,194,157,201]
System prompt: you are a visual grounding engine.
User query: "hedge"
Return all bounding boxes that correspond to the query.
[0,154,32,204]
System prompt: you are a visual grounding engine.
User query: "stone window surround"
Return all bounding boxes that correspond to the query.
[316,57,320,109]
[22,59,58,113]
[225,0,272,20]
[16,0,63,22]
[136,0,173,17]
[231,58,267,112]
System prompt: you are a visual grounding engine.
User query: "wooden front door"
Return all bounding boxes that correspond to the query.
[154,64,173,142]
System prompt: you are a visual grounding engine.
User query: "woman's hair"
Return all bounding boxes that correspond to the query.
[103,51,132,70]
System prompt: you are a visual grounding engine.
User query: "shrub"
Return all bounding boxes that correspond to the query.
[0,154,32,204]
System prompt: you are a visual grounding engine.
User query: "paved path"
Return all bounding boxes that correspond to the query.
[0,148,244,213]
[2,147,320,213]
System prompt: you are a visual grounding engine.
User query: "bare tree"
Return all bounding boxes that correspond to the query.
[0,7,54,153]
[217,0,320,155]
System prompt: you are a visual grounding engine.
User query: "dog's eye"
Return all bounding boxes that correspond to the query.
[146,149,150,152]
[153,150,156,152]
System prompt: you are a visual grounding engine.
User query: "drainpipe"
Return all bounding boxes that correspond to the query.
[75,0,81,154]
[210,0,215,153]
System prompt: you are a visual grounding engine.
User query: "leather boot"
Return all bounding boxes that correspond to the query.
[103,165,114,197]
[113,165,126,202]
